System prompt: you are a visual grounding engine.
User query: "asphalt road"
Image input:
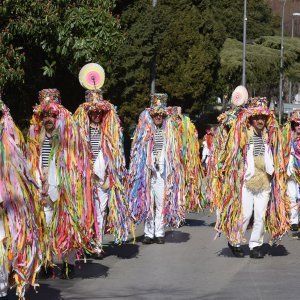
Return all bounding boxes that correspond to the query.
[7,210,300,300]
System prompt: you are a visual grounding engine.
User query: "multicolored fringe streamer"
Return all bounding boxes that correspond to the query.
[128,109,193,228]
[207,108,240,211]
[73,100,132,243]
[205,126,228,211]
[282,122,300,185]
[0,104,42,299]
[27,102,94,264]
[172,113,206,212]
[215,108,289,244]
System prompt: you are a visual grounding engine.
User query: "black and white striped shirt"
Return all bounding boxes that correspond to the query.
[42,136,52,167]
[153,127,164,156]
[250,133,264,156]
[90,126,101,163]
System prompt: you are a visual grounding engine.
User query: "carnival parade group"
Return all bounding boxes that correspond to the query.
[0,68,300,299]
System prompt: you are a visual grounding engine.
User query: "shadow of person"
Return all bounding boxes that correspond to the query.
[8,283,63,300]
[59,260,109,279]
[184,219,205,227]
[165,231,190,243]
[265,244,289,257]
[104,243,139,259]
[218,244,250,257]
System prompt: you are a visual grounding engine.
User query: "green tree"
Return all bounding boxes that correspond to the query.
[218,36,300,98]
[0,0,122,119]
[109,0,227,132]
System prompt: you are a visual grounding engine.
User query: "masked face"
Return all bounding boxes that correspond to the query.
[89,110,103,124]
[250,115,267,134]
[42,112,57,133]
[152,113,165,127]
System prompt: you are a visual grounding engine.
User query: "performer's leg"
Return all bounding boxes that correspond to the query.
[287,179,298,229]
[95,186,109,244]
[249,190,270,250]
[241,185,255,239]
[153,172,165,239]
[40,205,55,278]
[143,177,155,242]
[229,185,254,247]
[228,185,253,258]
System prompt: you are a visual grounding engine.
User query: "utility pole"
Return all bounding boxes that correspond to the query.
[288,13,300,103]
[242,0,247,86]
[279,0,286,124]
[150,0,157,94]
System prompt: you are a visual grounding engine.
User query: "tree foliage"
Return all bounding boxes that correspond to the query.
[0,0,122,118]
[0,0,294,135]
[219,36,300,97]
[109,0,278,131]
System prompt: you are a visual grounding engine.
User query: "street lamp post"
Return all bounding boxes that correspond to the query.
[242,0,247,86]
[288,12,300,103]
[279,0,286,124]
[150,0,157,94]
[292,12,300,37]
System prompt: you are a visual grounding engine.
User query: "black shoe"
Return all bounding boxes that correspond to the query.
[60,263,75,280]
[291,224,299,232]
[155,237,165,244]
[228,242,245,258]
[250,246,264,259]
[0,296,8,300]
[142,236,154,244]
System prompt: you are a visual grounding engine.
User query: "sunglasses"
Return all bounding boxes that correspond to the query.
[251,115,267,121]
[42,112,57,118]
[89,110,103,116]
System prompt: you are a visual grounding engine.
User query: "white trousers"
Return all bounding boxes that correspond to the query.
[144,171,165,238]
[0,260,8,297]
[233,185,270,250]
[44,205,54,227]
[287,179,299,225]
[94,186,109,244]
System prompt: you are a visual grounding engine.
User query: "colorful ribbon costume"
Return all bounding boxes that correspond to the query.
[27,89,94,265]
[0,99,41,299]
[216,97,289,244]
[74,90,132,243]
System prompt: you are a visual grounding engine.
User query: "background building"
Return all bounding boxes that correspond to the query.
[266,0,300,36]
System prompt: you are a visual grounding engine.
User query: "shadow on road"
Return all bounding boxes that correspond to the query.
[184,219,206,227]
[134,230,190,244]
[217,244,250,257]
[266,244,289,256]
[217,243,289,257]
[75,260,109,279]
[165,230,190,243]
[104,243,139,259]
[8,283,63,300]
